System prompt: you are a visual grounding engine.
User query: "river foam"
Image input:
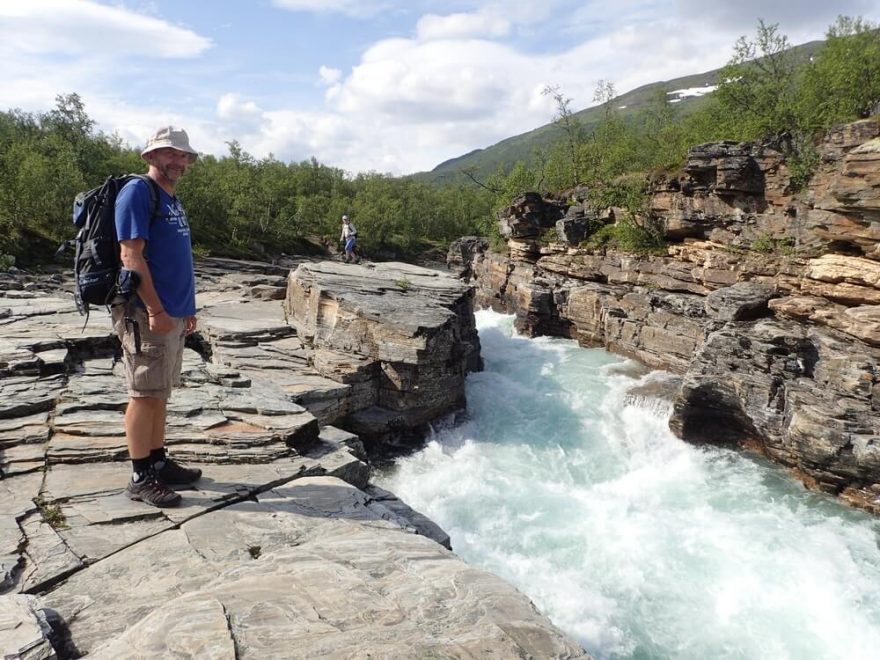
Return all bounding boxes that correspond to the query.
[377,310,880,659]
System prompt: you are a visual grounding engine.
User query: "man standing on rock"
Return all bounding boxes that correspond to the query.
[340,214,359,263]
[113,126,202,507]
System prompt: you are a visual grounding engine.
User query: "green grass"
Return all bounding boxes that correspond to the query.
[34,495,67,529]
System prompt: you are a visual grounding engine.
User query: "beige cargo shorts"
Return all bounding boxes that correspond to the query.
[112,305,186,400]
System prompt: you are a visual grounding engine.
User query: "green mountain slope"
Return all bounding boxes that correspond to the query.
[417,39,823,185]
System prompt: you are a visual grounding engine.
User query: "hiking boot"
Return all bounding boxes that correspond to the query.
[155,457,202,485]
[125,472,182,507]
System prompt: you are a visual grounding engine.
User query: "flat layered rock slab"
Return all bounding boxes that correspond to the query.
[90,596,236,659]
[285,262,481,440]
[0,374,66,419]
[0,442,46,477]
[48,477,586,659]
[1,516,25,591]
[287,261,475,349]
[33,442,367,566]
[1,473,43,591]
[46,432,128,464]
[365,484,451,550]
[46,462,302,568]
[48,372,321,466]
[18,513,82,593]
[59,517,171,567]
[0,412,51,448]
[0,303,116,346]
[275,372,351,398]
[0,594,57,659]
[0,472,42,520]
[42,462,130,502]
[198,300,292,339]
[43,528,216,656]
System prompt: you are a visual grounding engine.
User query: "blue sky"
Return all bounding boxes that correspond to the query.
[2,0,879,175]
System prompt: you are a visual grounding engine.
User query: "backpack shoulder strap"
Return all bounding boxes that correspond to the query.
[129,174,161,224]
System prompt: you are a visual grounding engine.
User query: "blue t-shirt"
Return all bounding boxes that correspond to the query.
[115,178,196,317]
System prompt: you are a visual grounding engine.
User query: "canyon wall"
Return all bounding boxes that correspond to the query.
[451,119,880,512]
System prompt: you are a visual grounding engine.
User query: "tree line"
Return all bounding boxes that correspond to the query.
[0,15,877,267]
[0,97,495,266]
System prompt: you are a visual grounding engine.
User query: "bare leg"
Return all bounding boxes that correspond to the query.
[150,398,167,450]
[124,397,162,459]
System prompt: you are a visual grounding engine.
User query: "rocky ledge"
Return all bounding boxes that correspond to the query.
[450,118,880,513]
[0,259,585,658]
[284,260,482,455]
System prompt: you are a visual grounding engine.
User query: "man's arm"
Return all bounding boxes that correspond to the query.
[119,238,174,333]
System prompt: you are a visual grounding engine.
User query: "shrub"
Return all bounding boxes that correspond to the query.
[751,233,796,254]
[583,217,666,255]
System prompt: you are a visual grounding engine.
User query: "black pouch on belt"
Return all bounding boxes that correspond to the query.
[117,269,144,355]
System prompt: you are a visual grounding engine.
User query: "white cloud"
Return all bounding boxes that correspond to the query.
[217,93,263,120]
[416,10,511,40]
[270,0,389,18]
[0,0,213,120]
[0,0,211,58]
[319,65,343,86]
[334,38,531,121]
[216,93,266,134]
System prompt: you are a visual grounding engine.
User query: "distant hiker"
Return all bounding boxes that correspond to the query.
[113,126,202,507]
[340,214,359,263]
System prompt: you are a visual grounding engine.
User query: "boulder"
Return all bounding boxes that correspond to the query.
[556,213,599,245]
[705,282,778,321]
[446,236,489,278]
[824,137,880,218]
[820,119,880,164]
[497,193,567,239]
[284,261,482,450]
[669,319,880,509]
[683,142,780,195]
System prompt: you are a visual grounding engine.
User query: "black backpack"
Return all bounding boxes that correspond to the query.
[71,174,159,316]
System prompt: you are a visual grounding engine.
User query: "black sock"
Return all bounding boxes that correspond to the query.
[150,447,167,470]
[132,456,152,482]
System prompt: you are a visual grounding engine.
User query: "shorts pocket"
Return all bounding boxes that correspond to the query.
[127,341,169,392]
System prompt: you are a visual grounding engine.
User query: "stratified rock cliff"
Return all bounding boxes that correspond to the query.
[450,118,880,512]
